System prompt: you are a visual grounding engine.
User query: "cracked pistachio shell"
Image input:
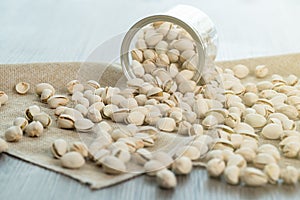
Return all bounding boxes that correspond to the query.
[35,83,55,96]
[264,163,280,184]
[131,49,144,62]
[156,169,177,189]
[253,153,276,169]
[41,89,54,103]
[0,138,8,153]
[134,148,152,165]
[206,158,226,177]
[173,39,194,51]
[47,95,69,109]
[280,166,298,185]
[282,141,300,158]
[61,151,85,169]
[212,138,234,151]
[51,139,67,158]
[241,167,267,186]
[33,112,52,128]
[0,91,8,105]
[70,141,89,158]
[13,117,28,131]
[66,80,81,94]
[144,160,166,176]
[57,114,75,129]
[156,117,176,132]
[261,123,283,140]
[25,105,41,121]
[172,156,193,175]
[224,165,240,185]
[74,118,94,132]
[15,82,30,94]
[145,32,163,46]
[25,121,44,137]
[102,156,126,175]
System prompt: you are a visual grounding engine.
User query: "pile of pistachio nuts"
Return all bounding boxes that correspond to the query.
[2,22,300,189]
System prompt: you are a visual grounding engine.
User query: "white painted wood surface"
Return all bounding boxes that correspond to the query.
[1,0,300,199]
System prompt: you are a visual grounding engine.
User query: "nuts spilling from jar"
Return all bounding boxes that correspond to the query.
[2,31,300,189]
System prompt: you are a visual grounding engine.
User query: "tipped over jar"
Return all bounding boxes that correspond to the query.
[121,5,218,84]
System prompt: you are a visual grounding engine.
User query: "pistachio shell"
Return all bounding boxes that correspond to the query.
[144,160,166,176]
[13,117,28,131]
[47,95,69,109]
[51,139,67,158]
[35,83,55,96]
[25,105,41,121]
[156,169,177,189]
[74,118,94,132]
[70,142,89,158]
[156,117,176,132]
[61,152,85,169]
[33,112,52,128]
[102,156,126,174]
[57,114,75,129]
[5,126,23,142]
[206,158,225,177]
[25,121,44,137]
[0,91,8,105]
[0,138,8,153]
[241,167,268,186]
[15,82,30,94]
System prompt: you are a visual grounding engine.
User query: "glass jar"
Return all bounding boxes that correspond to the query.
[120,4,218,83]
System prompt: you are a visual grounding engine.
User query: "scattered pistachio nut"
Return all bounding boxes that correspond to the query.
[51,139,68,158]
[156,169,177,189]
[61,151,85,169]
[5,126,23,142]
[25,121,44,137]
[15,82,30,94]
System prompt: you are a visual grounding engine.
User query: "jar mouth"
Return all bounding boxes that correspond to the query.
[120,14,206,84]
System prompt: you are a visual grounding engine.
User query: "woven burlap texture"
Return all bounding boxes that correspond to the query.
[1,53,300,189]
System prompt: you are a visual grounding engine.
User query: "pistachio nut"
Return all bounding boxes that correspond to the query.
[33,112,52,128]
[4,126,23,142]
[47,95,69,109]
[224,165,240,185]
[15,82,30,94]
[35,83,55,96]
[156,117,176,132]
[25,105,41,121]
[57,114,75,129]
[171,156,192,175]
[25,121,44,137]
[61,151,85,169]
[0,91,8,105]
[156,169,177,189]
[102,156,126,175]
[144,160,166,176]
[264,163,280,184]
[41,89,54,103]
[74,118,94,132]
[253,153,276,169]
[70,141,89,158]
[51,139,68,158]
[206,158,226,177]
[0,138,8,153]
[13,117,28,131]
[280,166,298,185]
[241,167,268,186]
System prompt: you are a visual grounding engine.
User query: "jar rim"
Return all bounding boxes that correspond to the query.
[120,14,206,83]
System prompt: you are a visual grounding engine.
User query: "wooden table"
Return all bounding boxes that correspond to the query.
[1,0,300,199]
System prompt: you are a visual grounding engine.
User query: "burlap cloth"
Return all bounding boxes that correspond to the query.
[1,53,300,189]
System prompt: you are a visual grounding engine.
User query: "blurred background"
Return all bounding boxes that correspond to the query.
[0,0,300,63]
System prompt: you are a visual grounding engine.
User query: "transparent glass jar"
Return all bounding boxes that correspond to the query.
[120,5,218,83]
